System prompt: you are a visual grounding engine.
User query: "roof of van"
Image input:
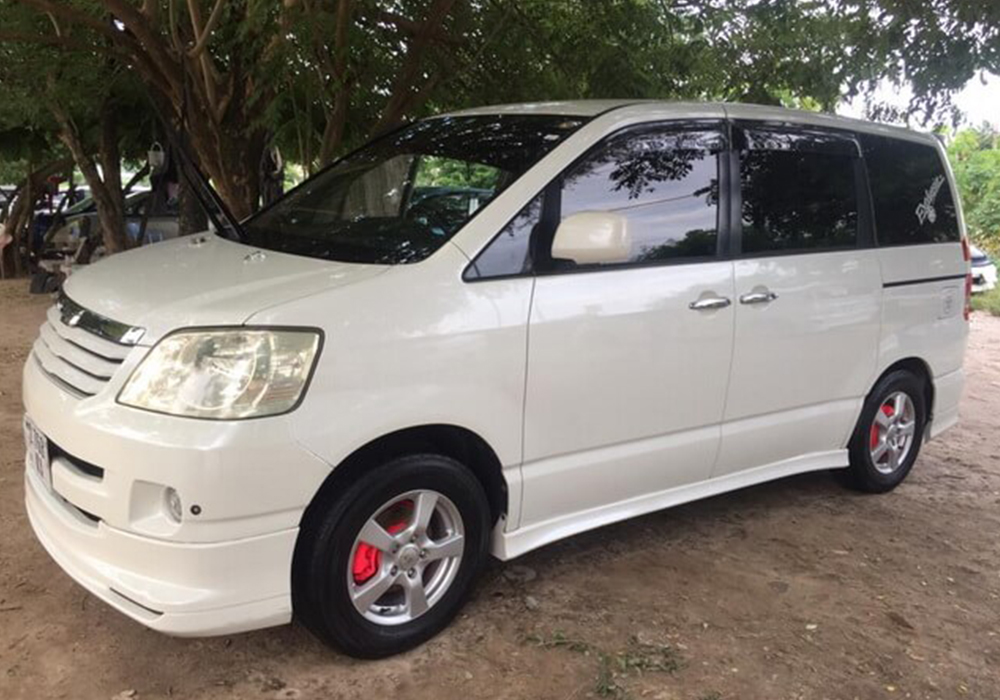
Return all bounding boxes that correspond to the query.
[439,100,938,144]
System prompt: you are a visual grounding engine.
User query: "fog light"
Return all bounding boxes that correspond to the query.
[165,488,183,522]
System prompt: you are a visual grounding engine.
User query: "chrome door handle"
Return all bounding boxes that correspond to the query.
[689,296,732,311]
[739,291,778,305]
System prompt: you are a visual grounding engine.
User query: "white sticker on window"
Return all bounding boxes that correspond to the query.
[915,175,945,225]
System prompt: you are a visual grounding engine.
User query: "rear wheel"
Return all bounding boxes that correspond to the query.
[843,370,927,493]
[293,454,490,658]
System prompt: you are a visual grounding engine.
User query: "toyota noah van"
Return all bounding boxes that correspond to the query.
[23,101,970,658]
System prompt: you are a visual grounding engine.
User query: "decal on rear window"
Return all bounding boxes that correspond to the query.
[915,175,945,226]
[859,134,959,245]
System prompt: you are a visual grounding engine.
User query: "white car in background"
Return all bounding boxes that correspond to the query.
[970,244,997,293]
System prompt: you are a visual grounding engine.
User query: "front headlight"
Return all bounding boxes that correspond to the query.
[118,329,321,419]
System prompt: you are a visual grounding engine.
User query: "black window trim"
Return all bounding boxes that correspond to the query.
[729,120,874,259]
[463,118,732,282]
[463,117,907,282]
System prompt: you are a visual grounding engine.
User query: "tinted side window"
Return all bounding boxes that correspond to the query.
[859,134,959,245]
[739,128,859,254]
[464,192,542,279]
[559,127,722,264]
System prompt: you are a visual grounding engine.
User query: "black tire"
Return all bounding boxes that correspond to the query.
[42,273,62,294]
[842,369,927,493]
[293,454,490,658]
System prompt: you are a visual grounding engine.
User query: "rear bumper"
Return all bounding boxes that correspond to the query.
[929,367,964,440]
[26,466,296,636]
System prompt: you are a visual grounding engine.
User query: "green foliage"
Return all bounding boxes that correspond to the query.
[971,286,1000,317]
[413,156,499,189]
[1,0,1000,218]
[948,125,1000,253]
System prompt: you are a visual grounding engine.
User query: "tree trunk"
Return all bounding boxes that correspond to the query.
[52,102,129,254]
[178,178,209,236]
[183,105,266,220]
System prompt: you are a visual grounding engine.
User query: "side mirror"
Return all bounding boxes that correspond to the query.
[551,211,631,266]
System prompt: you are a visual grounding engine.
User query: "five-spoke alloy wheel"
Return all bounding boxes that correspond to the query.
[868,391,918,475]
[348,490,465,625]
[293,454,490,658]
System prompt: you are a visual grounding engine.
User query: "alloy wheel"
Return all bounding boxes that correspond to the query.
[868,391,917,474]
[347,489,465,625]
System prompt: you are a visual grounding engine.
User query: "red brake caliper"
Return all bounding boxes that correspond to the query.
[352,504,411,585]
[870,403,895,450]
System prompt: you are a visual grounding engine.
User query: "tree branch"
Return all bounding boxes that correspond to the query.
[377,0,461,131]
[187,0,227,58]
[185,0,222,122]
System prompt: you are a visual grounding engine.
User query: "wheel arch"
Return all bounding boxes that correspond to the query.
[868,357,935,420]
[296,423,508,537]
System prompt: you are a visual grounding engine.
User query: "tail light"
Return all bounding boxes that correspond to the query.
[962,236,972,321]
[964,274,973,321]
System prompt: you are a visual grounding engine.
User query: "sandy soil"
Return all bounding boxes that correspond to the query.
[1,277,999,700]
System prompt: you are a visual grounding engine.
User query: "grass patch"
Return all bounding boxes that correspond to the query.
[523,629,591,653]
[971,286,1000,317]
[525,632,682,699]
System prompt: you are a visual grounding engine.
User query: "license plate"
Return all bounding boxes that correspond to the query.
[23,415,51,491]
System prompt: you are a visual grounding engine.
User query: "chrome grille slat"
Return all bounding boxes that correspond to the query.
[32,298,142,398]
[45,306,131,362]
[56,291,145,346]
[32,354,94,398]
[38,323,118,379]
[33,338,108,396]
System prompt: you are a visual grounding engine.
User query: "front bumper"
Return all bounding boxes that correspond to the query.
[22,345,333,636]
[25,468,295,636]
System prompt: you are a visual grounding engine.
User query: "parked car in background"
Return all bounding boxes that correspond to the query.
[29,189,177,293]
[970,244,997,293]
[23,102,970,658]
[32,188,91,244]
[0,184,17,212]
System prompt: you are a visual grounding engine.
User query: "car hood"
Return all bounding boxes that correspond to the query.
[62,234,389,343]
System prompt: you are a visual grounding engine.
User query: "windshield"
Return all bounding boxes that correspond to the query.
[243,114,586,264]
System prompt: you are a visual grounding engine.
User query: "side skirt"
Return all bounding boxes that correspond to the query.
[490,449,848,560]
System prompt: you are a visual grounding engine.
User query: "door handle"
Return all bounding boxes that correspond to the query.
[689,296,732,311]
[739,290,778,305]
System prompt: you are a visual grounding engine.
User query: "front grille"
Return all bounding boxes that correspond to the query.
[31,295,143,397]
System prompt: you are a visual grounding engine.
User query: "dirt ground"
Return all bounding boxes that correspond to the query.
[1,278,999,700]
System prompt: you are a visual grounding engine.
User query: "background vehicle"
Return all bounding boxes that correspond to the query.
[970,244,997,293]
[28,189,177,293]
[23,102,969,659]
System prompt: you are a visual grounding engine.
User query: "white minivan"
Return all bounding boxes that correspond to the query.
[23,101,970,658]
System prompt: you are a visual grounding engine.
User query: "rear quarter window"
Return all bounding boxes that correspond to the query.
[860,134,959,245]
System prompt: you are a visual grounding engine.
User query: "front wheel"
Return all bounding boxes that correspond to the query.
[293,454,490,658]
[843,370,927,493]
